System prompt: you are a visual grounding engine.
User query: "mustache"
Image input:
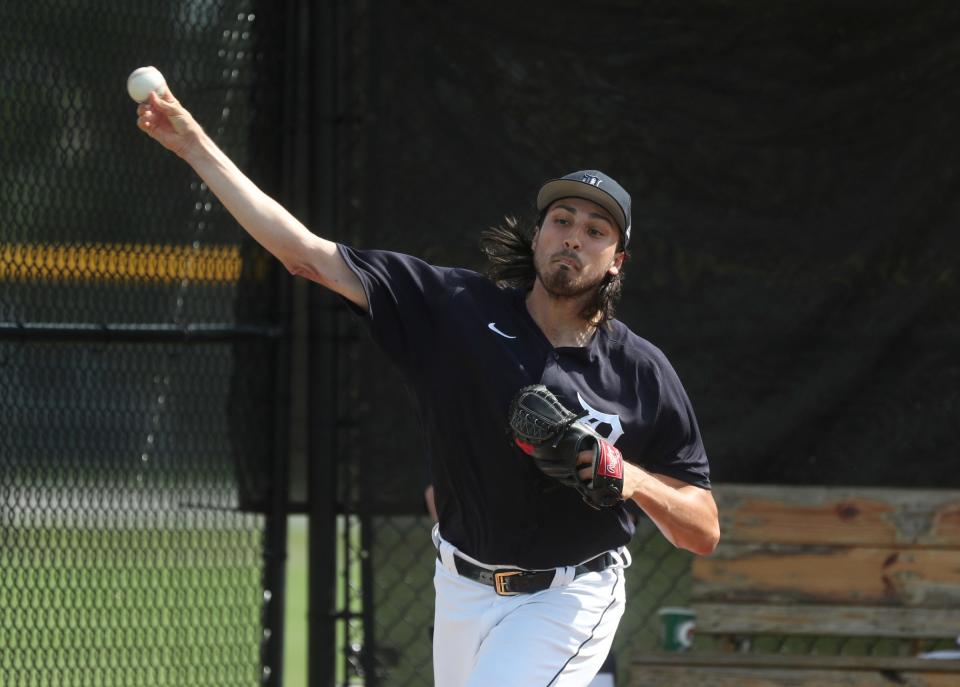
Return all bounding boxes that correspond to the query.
[550,250,582,268]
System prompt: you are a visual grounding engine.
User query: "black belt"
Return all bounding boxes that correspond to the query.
[438,551,617,596]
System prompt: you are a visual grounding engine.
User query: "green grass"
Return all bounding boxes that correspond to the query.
[283,516,308,687]
[0,512,358,687]
[0,519,265,686]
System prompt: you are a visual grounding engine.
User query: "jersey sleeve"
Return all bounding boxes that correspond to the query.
[337,245,451,374]
[642,356,711,489]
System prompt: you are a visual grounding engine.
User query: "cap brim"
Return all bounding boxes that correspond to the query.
[536,180,627,234]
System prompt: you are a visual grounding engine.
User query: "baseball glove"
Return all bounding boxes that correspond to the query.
[508,384,625,509]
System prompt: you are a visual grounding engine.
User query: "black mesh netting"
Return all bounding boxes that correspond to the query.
[1,2,284,685]
[328,2,960,685]
[347,0,960,513]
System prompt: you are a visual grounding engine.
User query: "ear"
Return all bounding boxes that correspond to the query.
[607,251,625,277]
[531,226,540,252]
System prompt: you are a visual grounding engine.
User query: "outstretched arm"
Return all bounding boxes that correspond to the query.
[136,88,366,309]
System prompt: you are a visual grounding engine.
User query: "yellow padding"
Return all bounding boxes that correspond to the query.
[0,243,243,284]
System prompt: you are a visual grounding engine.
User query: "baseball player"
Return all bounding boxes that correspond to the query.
[136,88,720,686]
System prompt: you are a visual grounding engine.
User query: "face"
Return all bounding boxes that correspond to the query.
[532,197,625,299]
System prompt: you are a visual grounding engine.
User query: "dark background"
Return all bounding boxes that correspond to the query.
[339,1,960,512]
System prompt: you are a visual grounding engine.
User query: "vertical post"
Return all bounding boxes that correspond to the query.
[303,0,340,684]
[356,3,379,680]
[252,3,294,685]
[260,320,291,685]
[358,510,378,686]
[307,300,340,687]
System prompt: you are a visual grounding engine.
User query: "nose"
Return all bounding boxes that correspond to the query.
[563,227,582,250]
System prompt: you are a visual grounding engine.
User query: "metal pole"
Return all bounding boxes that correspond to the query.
[260,310,292,686]
[303,0,340,684]
[254,3,294,683]
[0,321,282,342]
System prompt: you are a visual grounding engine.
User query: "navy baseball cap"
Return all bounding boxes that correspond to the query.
[536,170,632,247]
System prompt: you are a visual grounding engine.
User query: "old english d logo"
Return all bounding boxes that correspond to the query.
[576,392,624,444]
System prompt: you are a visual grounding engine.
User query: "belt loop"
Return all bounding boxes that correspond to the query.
[432,524,458,574]
[616,546,633,570]
[549,565,576,589]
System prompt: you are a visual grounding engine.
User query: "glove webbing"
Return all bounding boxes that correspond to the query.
[516,408,585,444]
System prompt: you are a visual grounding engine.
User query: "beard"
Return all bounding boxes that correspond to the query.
[534,250,606,300]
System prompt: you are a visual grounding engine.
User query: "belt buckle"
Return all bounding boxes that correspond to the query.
[493,569,523,596]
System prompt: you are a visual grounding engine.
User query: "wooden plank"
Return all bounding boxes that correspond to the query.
[693,545,960,606]
[629,665,960,687]
[713,484,960,548]
[694,603,960,638]
[631,652,960,672]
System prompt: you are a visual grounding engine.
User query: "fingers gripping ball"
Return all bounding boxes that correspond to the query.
[127,66,167,103]
[508,384,624,509]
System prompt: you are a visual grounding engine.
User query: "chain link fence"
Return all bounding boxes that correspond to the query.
[1,1,287,685]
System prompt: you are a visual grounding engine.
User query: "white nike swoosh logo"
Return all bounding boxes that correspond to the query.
[487,322,517,339]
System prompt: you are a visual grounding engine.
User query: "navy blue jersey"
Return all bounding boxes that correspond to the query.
[339,246,710,569]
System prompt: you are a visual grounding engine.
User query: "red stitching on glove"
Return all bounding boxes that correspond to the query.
[514,438,535,456]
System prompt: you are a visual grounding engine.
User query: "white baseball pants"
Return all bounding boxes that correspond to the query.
[431,526,629,687]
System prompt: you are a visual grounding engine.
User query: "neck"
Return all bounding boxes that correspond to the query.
[525,281,600,348]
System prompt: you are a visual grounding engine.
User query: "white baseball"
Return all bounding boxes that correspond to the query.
[126,66,167,103]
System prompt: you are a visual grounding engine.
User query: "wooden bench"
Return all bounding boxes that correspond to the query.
[631,483,960,686]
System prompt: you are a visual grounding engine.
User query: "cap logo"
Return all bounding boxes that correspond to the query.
[581,174,604,187]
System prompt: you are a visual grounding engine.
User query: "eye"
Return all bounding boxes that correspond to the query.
[587,227,605,238]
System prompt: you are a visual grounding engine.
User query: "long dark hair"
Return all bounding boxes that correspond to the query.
[479,214,627,327]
